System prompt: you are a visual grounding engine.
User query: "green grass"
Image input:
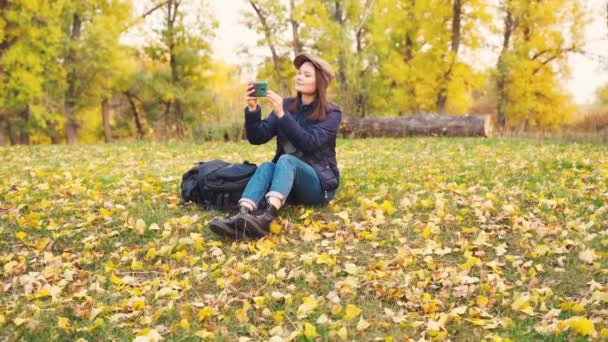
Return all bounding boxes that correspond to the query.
[0,137,607,341]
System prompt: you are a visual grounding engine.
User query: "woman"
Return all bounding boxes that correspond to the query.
[209,52,342,239]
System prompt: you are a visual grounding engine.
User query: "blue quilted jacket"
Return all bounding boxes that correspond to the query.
[244,98,342,192]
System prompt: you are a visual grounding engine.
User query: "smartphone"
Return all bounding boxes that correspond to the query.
[253,82,268,97]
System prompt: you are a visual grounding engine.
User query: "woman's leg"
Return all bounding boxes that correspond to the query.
[239,161,275,210]
[209,161,275,240]
[237,155,331,237]
[266,154,327,207]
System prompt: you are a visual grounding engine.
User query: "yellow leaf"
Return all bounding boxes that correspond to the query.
[343,304,362,321]
[135,218,146,235]
[297,296,318,317]
[592,290,608,303]
[145,248,157,260]
[131,259,144,271]
[235,300,250,324]
[195,329,215,340]
[336,326,348,340]
[15,231,27,240]
[316,254,334,265]
[235,308,248,324]
[155,287,177,299]
[571,303,585,314]
[578,248,597,264]
[29,287,50,300]
[381,200,397,215]
[600,328,608,337]
[343,263,359,275]
[99,207,112,218]
[450,306,467,316]
[300,229,320,241]
[269,222,281,234]
[134,328,162,342]
[331,304,342,316]
[13,317,27,326]
[356,317,370,331]
[459,256,480,271]
[303,322,318,339]
[511,294,532,315]
[180,319,190,330]
[316,314,329,325]
[57,316,71,331]
[130,297,146,311]
[104,260,115,273]
[422,226,432,239]
[568,317,595,336]
[477,296,489,307]
[335,211,350,225]
[197,307,213,321]
[109,273,123,286]
[273,310,285,323]
[35,237,50,251]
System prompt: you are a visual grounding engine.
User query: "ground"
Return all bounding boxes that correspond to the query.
[0,137,606,341]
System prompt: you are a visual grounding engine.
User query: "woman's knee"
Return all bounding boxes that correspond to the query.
[277,154,298,165]
[258,161,276,171]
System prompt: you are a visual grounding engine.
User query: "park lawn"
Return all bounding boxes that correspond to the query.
[0,137,607,341]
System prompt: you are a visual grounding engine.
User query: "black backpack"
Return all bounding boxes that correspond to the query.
[180,160,257,211]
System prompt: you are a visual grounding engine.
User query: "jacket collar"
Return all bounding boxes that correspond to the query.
[297,98,316,113]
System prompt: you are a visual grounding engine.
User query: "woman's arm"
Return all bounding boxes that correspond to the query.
[244,105,278,145]
[278,107,342,153]
[243,82,277,144]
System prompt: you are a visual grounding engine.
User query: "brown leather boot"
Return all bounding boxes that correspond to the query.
[209,206,253,240]
[236,201,278,238]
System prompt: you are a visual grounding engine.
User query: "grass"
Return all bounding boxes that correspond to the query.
[0,137,607,341]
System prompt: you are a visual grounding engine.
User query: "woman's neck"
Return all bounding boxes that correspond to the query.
[301,93,316,105]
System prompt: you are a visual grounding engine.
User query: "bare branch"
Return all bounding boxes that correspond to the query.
[124,1,170,31]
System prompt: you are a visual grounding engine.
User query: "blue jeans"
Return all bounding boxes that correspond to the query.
[239,154,336,209]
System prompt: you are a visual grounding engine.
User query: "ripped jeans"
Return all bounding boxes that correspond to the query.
[239,154,336,209]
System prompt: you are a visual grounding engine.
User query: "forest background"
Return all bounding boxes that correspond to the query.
[1,0,607,145]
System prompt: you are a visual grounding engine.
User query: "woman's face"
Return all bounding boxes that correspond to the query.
[294,61,317,95]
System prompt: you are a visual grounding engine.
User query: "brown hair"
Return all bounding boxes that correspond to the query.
[287,62,330,121]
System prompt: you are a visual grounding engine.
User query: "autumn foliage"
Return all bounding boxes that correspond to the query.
[1,138,607,340]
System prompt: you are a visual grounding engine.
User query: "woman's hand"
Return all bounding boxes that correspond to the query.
[266,90,284,118]
[245,82,257,111]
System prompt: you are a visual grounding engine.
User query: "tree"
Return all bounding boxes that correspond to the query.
[283,0,378,117]
[435,0,491,114]
[60,0,134,144]
[244,0,292,94]
[495,0,586,129]
[0,0,64,145]
[139,0,216,139]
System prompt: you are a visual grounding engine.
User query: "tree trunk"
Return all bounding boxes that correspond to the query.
[125,91,144,139]
[289,0,302,56]
[403,0,418,114]
[341,114,493,138]
[496,2,513,130]
[64,13,82,144]
[167,0,184,138]
[0,118,6,146]
[332,1,347,89]
[18,107,29,145]
[249,1,289,94]
[102,98,112,143]
[437,0,462,114]
[46,120,60,144]
[6,120,17,145]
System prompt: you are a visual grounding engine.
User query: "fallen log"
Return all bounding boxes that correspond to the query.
[340,114,493,138]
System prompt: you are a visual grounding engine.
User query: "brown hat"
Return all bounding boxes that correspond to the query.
[293,52,335,84]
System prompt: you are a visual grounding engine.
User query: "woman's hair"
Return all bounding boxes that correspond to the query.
[287,62,329,121]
